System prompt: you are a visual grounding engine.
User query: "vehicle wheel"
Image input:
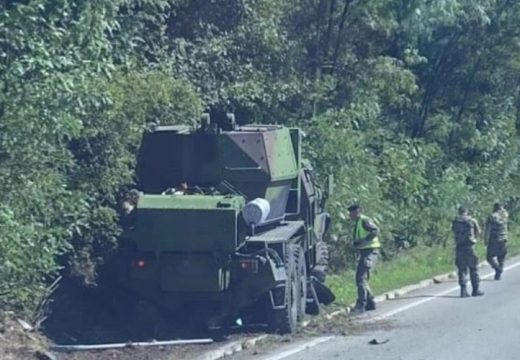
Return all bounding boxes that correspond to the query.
[268,244,298,334]
[294,245,307,321]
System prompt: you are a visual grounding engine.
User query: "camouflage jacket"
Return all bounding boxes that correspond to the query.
[452,215,480,247]
[485,210,508,244]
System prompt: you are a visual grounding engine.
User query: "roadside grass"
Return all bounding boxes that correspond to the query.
[328,229,520,306]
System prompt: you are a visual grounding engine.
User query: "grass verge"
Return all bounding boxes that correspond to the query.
[327,229,520,306]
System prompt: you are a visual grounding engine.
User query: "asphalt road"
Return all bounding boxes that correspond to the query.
[231,258,520,360]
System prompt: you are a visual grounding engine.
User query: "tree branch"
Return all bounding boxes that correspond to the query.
[332,0,354,69]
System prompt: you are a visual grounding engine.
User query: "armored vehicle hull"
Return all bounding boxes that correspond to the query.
[116,114,333,333]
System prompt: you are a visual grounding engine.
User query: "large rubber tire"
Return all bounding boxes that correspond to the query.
[268,244,298,334]
[294,245,307,321]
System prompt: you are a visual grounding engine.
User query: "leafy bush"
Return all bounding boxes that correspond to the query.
[3,0,520,317]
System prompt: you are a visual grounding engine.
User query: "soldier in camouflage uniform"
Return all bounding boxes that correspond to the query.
[452,207,484,298]
[485,203,508,280]
[348,204,381,315]
[120,189,141,229]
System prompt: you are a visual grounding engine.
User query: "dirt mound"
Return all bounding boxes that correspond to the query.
[0,313,53,360]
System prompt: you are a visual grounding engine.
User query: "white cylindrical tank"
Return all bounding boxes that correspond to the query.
[242,198,271,225]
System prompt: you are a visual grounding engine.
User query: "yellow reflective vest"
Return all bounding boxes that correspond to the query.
[354,214,381,250]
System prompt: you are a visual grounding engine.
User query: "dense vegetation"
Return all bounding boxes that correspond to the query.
[1,0,520,318]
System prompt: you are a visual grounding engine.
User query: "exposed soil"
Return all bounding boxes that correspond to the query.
[52,332,267,360]
[298,308,397,337]
[1,275,367,360]
[0,314,52,360]
[1,303,397,360]
[55,341,214,360]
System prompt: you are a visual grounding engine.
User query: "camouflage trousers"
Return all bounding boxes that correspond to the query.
[486,241,507,272]
[455,245,479,288]
[355,248,378,306]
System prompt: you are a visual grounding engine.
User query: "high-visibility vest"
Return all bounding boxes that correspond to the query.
[354,214,381,249]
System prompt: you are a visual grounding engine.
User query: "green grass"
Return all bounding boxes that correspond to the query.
[328,228,520,306]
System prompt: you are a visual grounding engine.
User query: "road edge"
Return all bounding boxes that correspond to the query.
[338,258,491,317]
[193,335,268,360]
[196,257,509,360]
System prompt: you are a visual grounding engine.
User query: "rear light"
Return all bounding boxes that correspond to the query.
[239,259,259,273]
[134,259,146,269]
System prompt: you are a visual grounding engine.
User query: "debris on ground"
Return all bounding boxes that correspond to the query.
[298,306,396,337]
[0,313,51,360]
[368,338,389,345]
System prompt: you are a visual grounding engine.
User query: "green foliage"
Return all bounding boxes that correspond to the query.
[0,1,200,315]
[66,71,202,282]
[0,0,125,317]
[329,226,520,306]
[294,0,520,271]
[2,0,520,316]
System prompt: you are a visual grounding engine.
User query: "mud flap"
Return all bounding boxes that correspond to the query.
[312,277,335,305]
[269,284,287,309]
[305,278,320,315]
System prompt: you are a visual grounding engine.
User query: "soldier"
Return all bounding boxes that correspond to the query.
[485,203,508,280]
[162,181,189,195]
[121,189,141,215]
[452,207,484,298]
[348,204,381,315]
[120,189,141,229]
[174,181,189,195]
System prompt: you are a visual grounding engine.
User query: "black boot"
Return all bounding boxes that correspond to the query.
[471,285,484,297]
[365,297,376,311]
[494,268,502,280]
[460,286,470,298]
[349,303,366,316]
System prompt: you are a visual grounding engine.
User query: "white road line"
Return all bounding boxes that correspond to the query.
[260,260,520,360]
[373,260,520,321]
[261,336,334,360]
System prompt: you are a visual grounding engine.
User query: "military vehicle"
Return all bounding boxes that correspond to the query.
[116,113,332,334]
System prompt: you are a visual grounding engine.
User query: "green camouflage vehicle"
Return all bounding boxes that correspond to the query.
[116,113,333,334]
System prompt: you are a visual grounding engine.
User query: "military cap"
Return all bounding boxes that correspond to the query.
[347,204,360,212]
